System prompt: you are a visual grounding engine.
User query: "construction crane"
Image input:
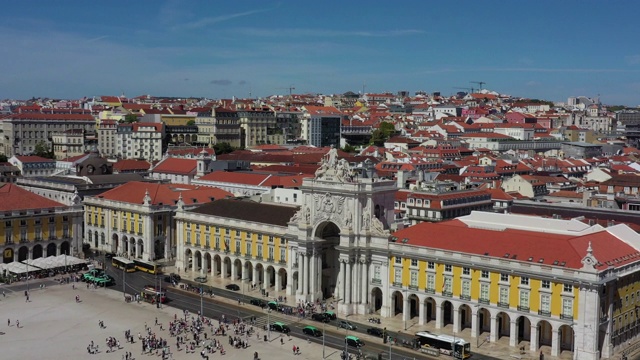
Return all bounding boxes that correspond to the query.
[470,81,485,91]
[276,85,295,110]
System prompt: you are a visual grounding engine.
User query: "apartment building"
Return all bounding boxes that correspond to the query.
[115,122,165,161]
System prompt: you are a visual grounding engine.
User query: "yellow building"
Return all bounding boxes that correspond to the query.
[83,181,232,261]
[176,199,298,292]
[0,183,83,264]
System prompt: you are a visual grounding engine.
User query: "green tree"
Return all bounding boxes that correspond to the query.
[213,142,235,155]
[34,141,54,159]
[370,121,396,146]
[341,144,357,153]
[123,114,138,123]
[186,119,196,126]
[0,154,7,163]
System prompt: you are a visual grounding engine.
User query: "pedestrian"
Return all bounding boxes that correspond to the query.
[16,320,19,328]
[292,345,295,354]
[7,319,9,327]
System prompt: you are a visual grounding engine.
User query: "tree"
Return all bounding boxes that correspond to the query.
[0,154,7,163]
[341,144,357,153]
[123,114,138,123]
[370,121,396,146]
[186,120,196,126]
[34,141,54,159]
[213,142,235,155]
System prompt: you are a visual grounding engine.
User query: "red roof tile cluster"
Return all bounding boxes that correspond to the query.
[96,181,233,206]
[8,113,95,121]
[151,158,197,175]
[198,171,311,188]
[14,155,55,163]
[0,183,65,211]
[113,159,151,172]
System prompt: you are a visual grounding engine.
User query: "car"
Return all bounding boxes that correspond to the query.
[302,326,322,337]
[194,276,207,283]
[345,335,364,348]
[270,322,290,333]
[82,269,104,282]
[225,284,240,291]
[267,301,281,311]
[323,311,337,320]
[366,327,384,337]
[164,273,181,283]
[338,320,357,330]
[93,274,114,286]
[311,313,330,323]
[249,299,267,308]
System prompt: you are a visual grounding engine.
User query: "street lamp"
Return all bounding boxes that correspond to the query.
[322,320,326,359]
[267,308,271,341]
[200,286,203,317]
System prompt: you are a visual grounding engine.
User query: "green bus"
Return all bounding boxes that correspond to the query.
[134,259,160,274]
[112,257,136,273]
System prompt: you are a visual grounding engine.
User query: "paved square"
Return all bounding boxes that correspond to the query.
[0,281,334,360]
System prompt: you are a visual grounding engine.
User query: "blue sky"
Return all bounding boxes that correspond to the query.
[2,0,640,105]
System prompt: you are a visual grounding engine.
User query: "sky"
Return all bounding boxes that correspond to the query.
[1,0,640,106]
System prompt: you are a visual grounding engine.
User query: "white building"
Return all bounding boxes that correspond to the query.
[115,122,165,161]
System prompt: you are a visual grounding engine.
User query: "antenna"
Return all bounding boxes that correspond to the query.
[470,81,485,91]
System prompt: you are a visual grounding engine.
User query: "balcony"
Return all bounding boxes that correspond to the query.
[459,294,471,301]
[392,282,403,288]
[224,249,230,254]
[213,246,220,251]
[371,278,381,285]
[278,260,286,265]
[498,302,510,309]
[478,298,490,305]
[19,238,29,244]
[245,254,252,260]
[538,310,551,317]
[442,291,453,298]
[517,306,530,313]
[425,288,435,294]
[560,314,573,321]
[234,251,241,256]
[267,257,275,263]
[408,285,419,291]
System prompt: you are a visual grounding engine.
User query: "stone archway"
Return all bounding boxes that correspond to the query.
[122,235,129,256]
[234,259,243,280]
[18,246,29,262]
[204,253,212,276]
[129,238,135,257]
[32,244,43,259]
[137,239,143,258]
[184,249,192,271]
[478,307,491,335]
[278,268,287,291]
[371,287,383,314]
[425,297,436,322]
[559,324,574,353]
[496,311,512,340]
[60,241,70,255]
[538,320,553,347]
[314,221,340,299]
[245,261,254,283]
[46,243,57,257]
[516,315,532,345]
[459,304,472,331]
[391,291,404,317]
[292,271,299,293]
[223,257,231,278]
[213,255,222,277]
[265,265,275,289]
[154,238,165,260]
[112,234,119,254]
[193,250,202,272]
[442,300,454,326]
[408,293,420,319]
[255,263,264,286]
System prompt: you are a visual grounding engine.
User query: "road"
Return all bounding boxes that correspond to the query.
[104,262,501,360]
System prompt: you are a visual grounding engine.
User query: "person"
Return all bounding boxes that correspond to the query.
[7,319,9,327]
[16,320,19,328]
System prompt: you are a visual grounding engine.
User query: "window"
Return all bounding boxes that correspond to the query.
[410,259,418,267]
[138,222,142,234]
[520,277,529,286]
[268,235,274,243]
[224,228,229,235]
[410,271,418,287]
[443,277,452,293]
[268,246,274,260]
[427,274,435,290]
[373,265,381,281]
[563,284,573,293]
[480,283,489,301]
[427,262,435,270]
[462,267,470,275]
[246,244,252,256]
[444,264,452,273]
[215,237,220,249]
[542,280,550,289]
[206,234,211,248]
[481,270,489,279]
[462,280,471,297]
[499,287,509,305]
[195,233,200,246]
[500,273,509,282]
[395,256,402,264]
[540,294,551,313]
[20,228,27,241]
[562,298,573,317]
[186,232,191,244]
[257,244,263,259]
[519,290,529,308]
[235,240,241,252]
[394,269,402,284]
[215,227,219,234]
[280,248,286,262]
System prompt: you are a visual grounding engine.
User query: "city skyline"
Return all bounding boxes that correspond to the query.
[2,0,639,105]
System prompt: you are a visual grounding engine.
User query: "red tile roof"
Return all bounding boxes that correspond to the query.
[0,183,65,211]
[151,158,197,175]
[113,159,151,172]
[393,218,639,270]
[8,113,95,121]
[198,171,311,188]
[96,181,233,206]
[14,156,55,163]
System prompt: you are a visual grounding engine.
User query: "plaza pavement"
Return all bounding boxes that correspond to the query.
[0,279,339,360]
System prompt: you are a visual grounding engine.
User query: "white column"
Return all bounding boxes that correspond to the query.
[418,299,426,325]
[253,264,259,286]
[200,254,205,275]
[402,295,410,322]
[361,261,368,304]
[453,308,460,334]
[275,269,281,292]
[310,252,316,298]
[551,329,560,357]
[345,261,352,304]
[435,303,443,329]
[304,253,310,295]
[509,320,517,347]
[231,260,237,280]
[262,267,268,290]
[529,324,539,352]
[490,316,498,342]
[353,261,361,304]
[296,253,303,296]
[339,260,346,301]
[471,308,478,341]
[300,254,307,295]
[317,255,322,296]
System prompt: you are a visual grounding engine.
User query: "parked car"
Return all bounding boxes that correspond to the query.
[345,335,364,348]
[249,299,267,308]
[83,269,104,282]
[338,320,357,330]
[225,284,240,291]
[311,313,330,323]
[93,274,114,286]
[302,326,322,337]
[194,276,207,283]
[270,322,291,333]
[267,301,281,311]
[164,274,180,283]
[366,327,384,337]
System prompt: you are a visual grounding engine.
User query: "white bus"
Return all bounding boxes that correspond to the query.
[415,331,471,359]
